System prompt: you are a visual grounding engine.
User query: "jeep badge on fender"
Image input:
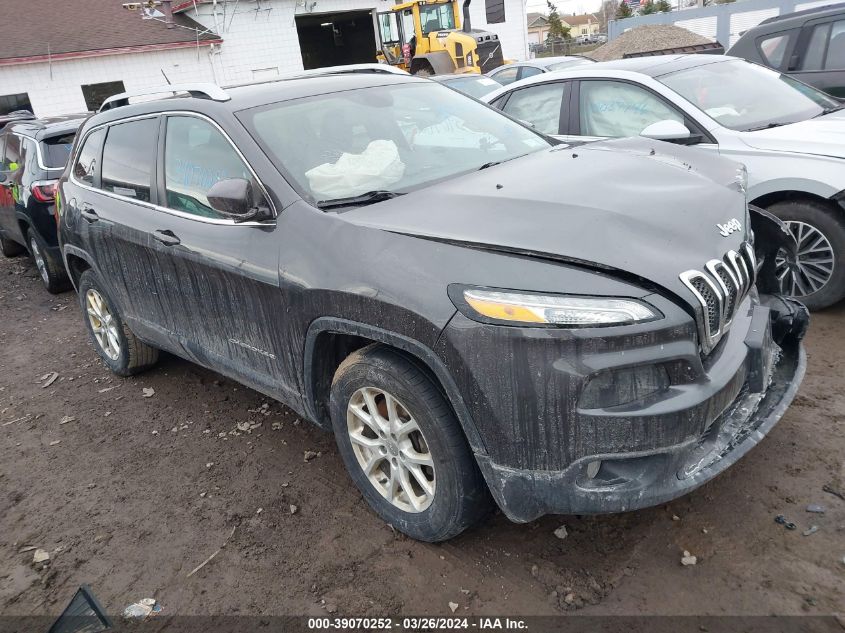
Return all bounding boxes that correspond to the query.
[717,218,742,237]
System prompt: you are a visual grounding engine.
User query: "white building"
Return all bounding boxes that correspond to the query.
[0,0,528,118]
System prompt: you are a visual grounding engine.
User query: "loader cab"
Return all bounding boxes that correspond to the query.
[378,0,460,65]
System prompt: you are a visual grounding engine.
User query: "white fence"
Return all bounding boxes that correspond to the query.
[609,0,838,48]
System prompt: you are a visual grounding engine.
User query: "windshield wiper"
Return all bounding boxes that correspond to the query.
[478,160,502,170]
[316,190,406,210]
[743,121,793,132]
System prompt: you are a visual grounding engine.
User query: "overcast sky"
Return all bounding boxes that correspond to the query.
[525,0,603,17]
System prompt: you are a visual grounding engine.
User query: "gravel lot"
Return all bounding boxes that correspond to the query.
[1,252,843,618]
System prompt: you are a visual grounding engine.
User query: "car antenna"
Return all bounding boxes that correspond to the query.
[161,69,172,85]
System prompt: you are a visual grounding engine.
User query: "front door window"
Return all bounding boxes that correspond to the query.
[164,116,253,219]
[579,80,685,138]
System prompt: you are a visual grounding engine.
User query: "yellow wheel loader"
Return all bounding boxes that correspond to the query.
[375,0,504,76]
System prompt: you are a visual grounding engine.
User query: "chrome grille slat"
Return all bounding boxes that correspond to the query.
[680,241,756,355]
[741,242,757,285]
[706,259,738,327]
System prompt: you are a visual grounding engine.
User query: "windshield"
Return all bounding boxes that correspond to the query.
[419,3,455,34]
[239,82,549,205]
[444,76,502,98]
[660,60,839,131]
[41,132,76,169]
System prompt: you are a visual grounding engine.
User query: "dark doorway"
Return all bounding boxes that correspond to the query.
[295,10,377,70]
[81,81,126,111]
[0,92,32,116]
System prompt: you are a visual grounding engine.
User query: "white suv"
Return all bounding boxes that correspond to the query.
[484,54,845,310]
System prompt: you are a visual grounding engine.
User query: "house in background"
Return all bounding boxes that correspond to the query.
[561,13,601,38]
[0,0,529,118]
[527,11,601,47]
[527,12,550,46]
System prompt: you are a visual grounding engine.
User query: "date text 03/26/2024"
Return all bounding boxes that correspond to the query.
[307,617,528,630]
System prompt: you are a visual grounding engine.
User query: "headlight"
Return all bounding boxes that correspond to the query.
[456,288,661,327]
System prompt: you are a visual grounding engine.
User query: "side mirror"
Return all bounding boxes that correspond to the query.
[640,119,691,142]
[206,178,272,223]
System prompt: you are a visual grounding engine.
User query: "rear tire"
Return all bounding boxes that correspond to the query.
[77,269,159,376]
[330,344,491,542]
[767,199,845,310]
[0,235,24,257]
[27,228,69,294]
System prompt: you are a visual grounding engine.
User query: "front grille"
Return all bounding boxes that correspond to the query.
[476,38,504,74]
[680,242,757,354]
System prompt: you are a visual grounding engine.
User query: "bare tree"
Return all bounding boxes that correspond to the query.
[599,0,618,31]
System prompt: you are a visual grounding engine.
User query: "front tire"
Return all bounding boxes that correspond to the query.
[77,270,159,376]
[411,64,434,77]
[27,229,69,294]
[330,344,491,542]
[767,199,845,310]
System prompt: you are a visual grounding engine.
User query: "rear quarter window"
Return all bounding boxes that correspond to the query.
[756,31,794,68]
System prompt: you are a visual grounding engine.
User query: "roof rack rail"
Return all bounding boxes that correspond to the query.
[223,63,408,90]
[98,84,230,112]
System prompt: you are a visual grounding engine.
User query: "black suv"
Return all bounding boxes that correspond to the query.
[59,74,807,541]
[1,115,86,292]
[728,4,845,98]
[0,110,35,131]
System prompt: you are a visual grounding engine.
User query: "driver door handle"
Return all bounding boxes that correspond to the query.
[80,206,100,222]
[152,229,181,246]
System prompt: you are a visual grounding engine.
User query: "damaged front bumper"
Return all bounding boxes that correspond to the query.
[472,298,807,523]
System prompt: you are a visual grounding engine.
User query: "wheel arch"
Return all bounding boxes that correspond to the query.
[303,317,487,454]
[750,189,842,212]
[16,216,34,249]
[62,245,94,291]
[410,52,454,75]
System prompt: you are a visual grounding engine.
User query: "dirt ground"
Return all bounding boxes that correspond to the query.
[1,252,843,619]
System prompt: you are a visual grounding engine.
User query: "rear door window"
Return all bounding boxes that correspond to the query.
[801,20,845,70]
[164,116,252,219]
[519,66,543,80]
[41,133,76,169]
[101,118,158,202]
[501,83,566,134]
[490,66,519,86]
[73,128,105,186]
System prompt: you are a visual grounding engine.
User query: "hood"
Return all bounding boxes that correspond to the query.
[341,137,748,302]
[740,110,845,158]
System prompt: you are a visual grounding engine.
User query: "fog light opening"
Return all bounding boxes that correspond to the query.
[586,460,602,479]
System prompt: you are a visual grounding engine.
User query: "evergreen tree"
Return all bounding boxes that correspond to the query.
[546,1,571,40]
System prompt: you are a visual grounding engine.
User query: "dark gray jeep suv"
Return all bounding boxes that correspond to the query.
[58,72,807,541]
[1,115,85,292]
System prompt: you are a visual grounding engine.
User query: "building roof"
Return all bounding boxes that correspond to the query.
[527,12,549,26]
[0,0,222,66]
[562,13,599,26]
